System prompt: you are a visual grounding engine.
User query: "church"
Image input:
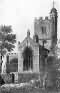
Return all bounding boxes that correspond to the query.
[5,4,58,84]
[17,5,57,73]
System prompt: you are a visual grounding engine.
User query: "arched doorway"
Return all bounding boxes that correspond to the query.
[22,47,33,71]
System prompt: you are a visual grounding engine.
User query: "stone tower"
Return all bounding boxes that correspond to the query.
[34,5,58,50]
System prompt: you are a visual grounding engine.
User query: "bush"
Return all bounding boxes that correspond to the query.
[0,74,5,85]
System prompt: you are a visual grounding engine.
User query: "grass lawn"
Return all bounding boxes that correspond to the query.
[0,78,59,93]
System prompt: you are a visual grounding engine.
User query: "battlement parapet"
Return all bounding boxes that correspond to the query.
[34,17,43,25]
[34,17,49,23]
[34,16,52,26]
[7,53,18,57]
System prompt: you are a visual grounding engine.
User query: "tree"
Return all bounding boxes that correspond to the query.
[0,74,5,85]
[0,25,16,67]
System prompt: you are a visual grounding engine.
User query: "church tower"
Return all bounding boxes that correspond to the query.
[34,1,58,50]
[50,1,58,49]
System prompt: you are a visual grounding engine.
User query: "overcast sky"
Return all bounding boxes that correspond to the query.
[0,0,60,46]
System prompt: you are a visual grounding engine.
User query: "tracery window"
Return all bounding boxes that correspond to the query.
[22,47,33,71]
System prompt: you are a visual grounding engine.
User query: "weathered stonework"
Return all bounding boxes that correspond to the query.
[5,6,58,86]
[34,7,57,50]
[18,30,39,73]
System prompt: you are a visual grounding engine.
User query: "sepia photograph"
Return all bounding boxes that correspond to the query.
[0,0,60,93]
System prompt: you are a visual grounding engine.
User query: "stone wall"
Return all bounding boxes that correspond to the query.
[18,73,40,83]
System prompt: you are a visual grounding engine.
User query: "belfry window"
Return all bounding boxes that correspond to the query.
[22,47,33,71]
[41,26,46,34]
